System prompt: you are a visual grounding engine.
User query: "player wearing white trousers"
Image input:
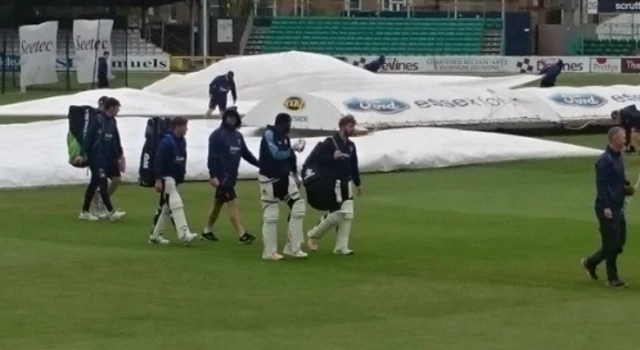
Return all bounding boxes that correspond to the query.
[147,117,198,246]
[257,113,307,261]
[302,115,362,255]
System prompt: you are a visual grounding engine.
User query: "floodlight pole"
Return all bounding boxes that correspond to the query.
[202,0,209,57]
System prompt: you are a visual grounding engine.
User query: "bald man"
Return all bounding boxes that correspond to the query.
[582,127,634,288]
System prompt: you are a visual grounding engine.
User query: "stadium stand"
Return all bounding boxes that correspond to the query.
[0,28,165,56]
[248,17,503,56]
[572,38,637,56]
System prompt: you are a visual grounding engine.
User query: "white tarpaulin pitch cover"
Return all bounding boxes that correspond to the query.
[0,118,600,189]
[0,51,539,119]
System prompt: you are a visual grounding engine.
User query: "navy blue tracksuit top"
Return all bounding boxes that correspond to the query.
[207,123,259,187]
[154,132,187,184]
[595,146,629,209]
[209,74,237,100]
[620,105,640,129]
[540,62,562,87]
[80,111,123,166]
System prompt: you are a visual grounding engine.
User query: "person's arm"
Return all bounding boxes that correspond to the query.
[80,117,99,158]
[230,79,237,101]
[114,121,124,158]
[595,158,612,209]
[154,138,170,180]
[240,135,259,167]
[207,132,223,179]
[350,142,361,187]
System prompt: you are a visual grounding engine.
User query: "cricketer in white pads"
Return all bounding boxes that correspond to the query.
[257,113,307,261]
[302,115,362,255]
[149,116,198,246]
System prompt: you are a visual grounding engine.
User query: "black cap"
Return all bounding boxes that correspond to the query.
[227,71,234,79]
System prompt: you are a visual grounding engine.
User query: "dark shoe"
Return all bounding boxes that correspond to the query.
[239,232,256,245]
[200,231,219,241]
[581,258,598,280]
[608,280,628,289]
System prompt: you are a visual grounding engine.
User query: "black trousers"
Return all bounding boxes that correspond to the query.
[81,162,113,212]
[587,207,627,281]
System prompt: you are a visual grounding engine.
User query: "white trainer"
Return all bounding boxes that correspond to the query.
[149,235,170,245]
[180,232,198,246]
[283,245,308,258]
[107,210,127,222]
[78,211,99,221]
[333,248,354,255]
[262,252,284,261]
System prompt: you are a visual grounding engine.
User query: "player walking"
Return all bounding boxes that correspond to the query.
[303,115,362,255]
[258,113,307,260]
[148,116,198,245]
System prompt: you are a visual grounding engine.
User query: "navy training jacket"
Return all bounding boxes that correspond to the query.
[154,132,187,184]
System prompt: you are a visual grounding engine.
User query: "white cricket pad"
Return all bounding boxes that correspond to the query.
[164,177,191,240]
[287,199,306,252]
[307,211,344,240]
[262,203,279,258]
[335,200,354,251]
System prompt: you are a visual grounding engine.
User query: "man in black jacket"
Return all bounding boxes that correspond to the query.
[364,55,385,73]
[304,115,362,255]
[582,127,634,288]
[97,51,110,89]
[74,98,126,221]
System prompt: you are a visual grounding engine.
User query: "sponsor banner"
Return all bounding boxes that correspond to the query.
[19,21,59,90]
[73,19,114,84]
[0,54,169,72]
[246,87,640,130]
[621,57,640,73]
[509,56,590,74]
[597,0,640,13]
[590,57,622,73]
[336,55,593,73]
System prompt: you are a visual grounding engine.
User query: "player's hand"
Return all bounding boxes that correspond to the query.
[154,179,163,193]
[209,178,220,187]
[73,156,84,165]
[334,150,344,159]
[604,208,612,219]
[292,172,302,187]
[118,157,126,172]
[233,99,237,105]
[292,139,306,153]
[356,186,362,197]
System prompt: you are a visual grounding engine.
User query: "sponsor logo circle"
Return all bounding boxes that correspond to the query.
[549,92,607,108]
[283,97,305,111]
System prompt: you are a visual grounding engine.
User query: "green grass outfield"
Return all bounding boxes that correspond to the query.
[1,74,640,349]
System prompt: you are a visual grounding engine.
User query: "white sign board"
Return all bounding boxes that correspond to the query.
[73,19,114,84]
[19,21,59,91]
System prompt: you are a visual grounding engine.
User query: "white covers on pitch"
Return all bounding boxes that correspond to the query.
[19,21,59,91]
[142,51,540,101]
[0,118,600,188]
[73,19,114,84]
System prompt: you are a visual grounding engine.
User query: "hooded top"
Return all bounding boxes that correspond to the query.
[154,130,187,183]
[207,108,259,186]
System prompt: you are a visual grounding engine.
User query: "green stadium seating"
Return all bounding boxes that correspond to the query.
[262,17,501,56]
[572,38,638,56]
